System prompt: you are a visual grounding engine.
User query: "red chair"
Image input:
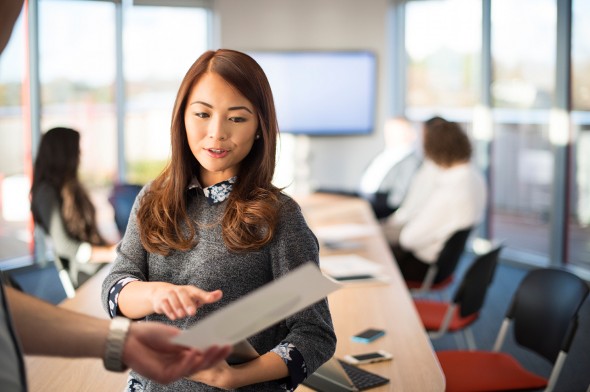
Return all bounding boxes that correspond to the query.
[406,227,472,295]
[414,244,502,350]
[437,268,589,392]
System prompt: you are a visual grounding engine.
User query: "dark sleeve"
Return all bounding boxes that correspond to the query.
[271,342,307,391]
[106,277,139,318]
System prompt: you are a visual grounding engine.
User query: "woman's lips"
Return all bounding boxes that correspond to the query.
[206,148,229,158]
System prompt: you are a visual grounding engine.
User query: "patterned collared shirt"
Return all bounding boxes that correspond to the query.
[189,176,236,205]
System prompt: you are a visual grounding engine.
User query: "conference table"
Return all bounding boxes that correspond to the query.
[25,193,445,391]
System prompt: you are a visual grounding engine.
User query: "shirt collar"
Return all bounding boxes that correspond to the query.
[188,176,236,205]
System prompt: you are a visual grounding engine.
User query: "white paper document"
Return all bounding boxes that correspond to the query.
[314,223,378,242]
[172,263,341,350]
[320,254,391,284]
[320,254,383,279]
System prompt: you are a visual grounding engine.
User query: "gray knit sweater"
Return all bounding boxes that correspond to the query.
[101,186,336,391]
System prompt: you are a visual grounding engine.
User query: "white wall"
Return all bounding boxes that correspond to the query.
[213,0,392,194]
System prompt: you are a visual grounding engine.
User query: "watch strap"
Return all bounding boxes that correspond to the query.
[103,316,131,372]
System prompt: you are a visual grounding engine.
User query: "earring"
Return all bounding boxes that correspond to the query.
[255,134,261,140]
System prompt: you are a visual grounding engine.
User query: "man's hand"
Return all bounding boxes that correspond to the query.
[122,322,231,385]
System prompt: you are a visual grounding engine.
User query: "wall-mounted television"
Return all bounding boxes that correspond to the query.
[247,50,377,136]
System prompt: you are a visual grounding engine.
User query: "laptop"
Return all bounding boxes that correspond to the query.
[303,357,390,391]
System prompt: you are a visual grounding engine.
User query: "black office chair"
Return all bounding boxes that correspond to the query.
[405,226,472,295]
[108,183,143,237]
[414,244,503,350]
[359,191,397,220]
[437,268,589,392]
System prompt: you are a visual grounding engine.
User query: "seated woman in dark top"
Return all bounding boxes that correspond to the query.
[30,127,116,288]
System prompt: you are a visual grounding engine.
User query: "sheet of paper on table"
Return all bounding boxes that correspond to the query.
[314,223,379,242]
[320,254,390,283]
[172,262,341,350]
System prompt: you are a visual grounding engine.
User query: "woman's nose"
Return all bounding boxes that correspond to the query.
[208,118,228,140]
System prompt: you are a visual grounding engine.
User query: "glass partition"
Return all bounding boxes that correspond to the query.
[489,0,556,264]
[0,11,29,261]
[568,0,590,271]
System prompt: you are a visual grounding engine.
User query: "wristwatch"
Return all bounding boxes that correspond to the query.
[103,316,131,372]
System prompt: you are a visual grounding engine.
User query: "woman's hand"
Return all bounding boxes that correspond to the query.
[187,352,288,389]
[187,359,236,390]
[151,283,222,320]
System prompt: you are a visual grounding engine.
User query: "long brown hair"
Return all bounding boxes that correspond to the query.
[137,49,281,255]
[30,127,107,245]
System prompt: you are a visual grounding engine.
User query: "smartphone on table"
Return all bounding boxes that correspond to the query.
[351,328,385,343]
[343,350,393,365]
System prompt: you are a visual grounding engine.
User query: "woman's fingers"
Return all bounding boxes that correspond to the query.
[157,299,177,320]
[154,284,223,320]
[177,288,197,317]
[190,288,223,305]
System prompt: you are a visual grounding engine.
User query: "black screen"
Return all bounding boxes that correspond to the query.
[352,352,385,361]
[355,328,383,339]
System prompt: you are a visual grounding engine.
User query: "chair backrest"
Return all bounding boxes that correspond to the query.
[453,245,503,318]
[433,227,472,284]
[2,259,72,301]
[507,268,589,363]
[108,183,143,236]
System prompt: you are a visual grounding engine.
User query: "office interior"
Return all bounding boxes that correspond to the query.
[1,0,590,391]
[2,0,589,279]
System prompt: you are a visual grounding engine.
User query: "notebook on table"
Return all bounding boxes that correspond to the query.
[302,357,390,391]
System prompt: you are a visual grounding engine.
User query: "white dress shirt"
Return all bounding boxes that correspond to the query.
[383,159,487,263]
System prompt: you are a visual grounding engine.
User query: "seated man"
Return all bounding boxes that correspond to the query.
[317,116,422,219]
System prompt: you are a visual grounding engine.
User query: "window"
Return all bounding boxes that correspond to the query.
[406,0,481,110]
[39,0,118,187]
[568,0,590,271]
[123,5,210,184]
[38,0,119,242]
[572,0,590,111]
[0,0,212,266]
[490,0,556,264]
[0,10,30,261]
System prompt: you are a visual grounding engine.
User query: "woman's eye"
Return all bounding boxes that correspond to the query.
[195,112,209,118]
[229,117,246,123]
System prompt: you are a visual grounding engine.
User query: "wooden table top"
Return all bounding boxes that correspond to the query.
[296,193,444,392]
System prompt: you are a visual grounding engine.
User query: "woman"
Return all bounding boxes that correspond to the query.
[101,49,336,391]
[31,127,116,288]
[382,118,487,281]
